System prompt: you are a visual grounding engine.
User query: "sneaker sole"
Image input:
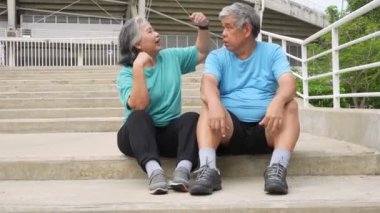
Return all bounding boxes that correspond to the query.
[169,182,189,192]
[149,187,168,195]
[265,183,288,195]
[189,184,222,196]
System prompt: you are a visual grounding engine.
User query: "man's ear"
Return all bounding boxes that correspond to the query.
[243,23,253,38]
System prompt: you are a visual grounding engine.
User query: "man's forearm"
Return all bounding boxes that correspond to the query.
[274,73,296,104]
[200,75,222,108]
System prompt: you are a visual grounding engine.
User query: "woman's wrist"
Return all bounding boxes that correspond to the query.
[198,25,209,30]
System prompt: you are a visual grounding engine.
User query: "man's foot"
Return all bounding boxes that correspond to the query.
[264,163,288,195]
[169,167,191,192]
[149,169,168,195]
[189,164,222,195]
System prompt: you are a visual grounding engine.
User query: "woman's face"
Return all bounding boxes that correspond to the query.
[134,22,161,55]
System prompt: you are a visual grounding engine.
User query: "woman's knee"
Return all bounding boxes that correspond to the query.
[180,112,199,125]
[126,110,153,126]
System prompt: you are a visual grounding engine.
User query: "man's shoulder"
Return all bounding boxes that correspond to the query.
[258,41,281,51]
[209,47,230,58]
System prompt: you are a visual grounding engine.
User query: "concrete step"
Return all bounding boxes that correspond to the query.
[0,69,203,79]
[0,88,200,99]
[0,72,119,80]
[0,79,117,85]
[0,117,122,133]
[0,96,202,109]
[0,106,201,119]
[1,176,380,213]
[0,76,200,86]
[0,84,118,92]
[0,91,118,99]
[0,107,124,119]
[0,65,204,74]
[0,107,202,132]
[0,132,378,180]
[0,82,200,92]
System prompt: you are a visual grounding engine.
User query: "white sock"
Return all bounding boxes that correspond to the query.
[145,160,162,178]
[176,160,192,172]
[269,148,291,168]
[199,148,216,169]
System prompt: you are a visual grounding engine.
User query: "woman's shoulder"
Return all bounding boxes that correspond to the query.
[118,66,132,77]
[159,46,197,56]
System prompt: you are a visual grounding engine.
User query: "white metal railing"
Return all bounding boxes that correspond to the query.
[0,37,119,67]
[21,14,122,25]
[0,35,222,67]
[262,1,380,109]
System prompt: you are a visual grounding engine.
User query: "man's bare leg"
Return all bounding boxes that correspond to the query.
[189,104,233,195]
[264,99,300,194]
[196,103,234,168]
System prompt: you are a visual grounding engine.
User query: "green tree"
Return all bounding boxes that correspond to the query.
[304,0,380,108]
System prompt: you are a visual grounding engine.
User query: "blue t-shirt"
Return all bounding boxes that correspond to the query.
[204,42,290,122]
[117,46,198,126]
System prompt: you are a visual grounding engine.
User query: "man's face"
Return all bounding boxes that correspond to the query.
[220,15,246,52]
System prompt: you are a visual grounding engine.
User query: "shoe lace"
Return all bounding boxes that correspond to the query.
[266,164,286,180]
[193,159,216,181]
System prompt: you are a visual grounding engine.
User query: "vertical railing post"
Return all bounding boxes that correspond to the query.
[8,41,15,67]
[281,40,287,52]
[78,42,83,66]
[301,44,309,107]
[332,27,340,108]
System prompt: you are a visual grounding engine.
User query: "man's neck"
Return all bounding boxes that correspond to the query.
[235,39,257,60]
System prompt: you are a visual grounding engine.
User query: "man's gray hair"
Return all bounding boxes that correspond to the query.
[118,16,148,66]
[219,2,261,38]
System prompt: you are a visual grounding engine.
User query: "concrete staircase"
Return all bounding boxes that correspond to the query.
[0,66,379,212]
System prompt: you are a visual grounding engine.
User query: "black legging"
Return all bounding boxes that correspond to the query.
[117,110,199,172]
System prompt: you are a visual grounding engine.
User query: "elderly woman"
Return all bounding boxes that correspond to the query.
[117,13,209,195]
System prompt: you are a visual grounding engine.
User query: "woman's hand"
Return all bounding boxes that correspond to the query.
[133,51,153,68]
[190,12,209,27]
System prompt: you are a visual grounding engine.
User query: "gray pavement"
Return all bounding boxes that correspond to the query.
[1,176,379,212]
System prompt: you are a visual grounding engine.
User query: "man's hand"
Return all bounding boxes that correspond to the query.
[259,98,286,133]
[208,103,228,138]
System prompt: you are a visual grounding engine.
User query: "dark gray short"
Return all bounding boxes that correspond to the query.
[217,110,273,156]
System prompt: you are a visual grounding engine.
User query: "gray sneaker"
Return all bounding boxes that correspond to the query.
[169,167,190,192]
[149,169,168,195]
[264,163,288,195]
[189,164,222,196]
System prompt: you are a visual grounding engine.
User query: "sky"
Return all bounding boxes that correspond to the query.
[292,0,347,12]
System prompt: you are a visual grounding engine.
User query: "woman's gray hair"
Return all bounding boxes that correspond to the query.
[118,16,148,66]
[219,2,261,38]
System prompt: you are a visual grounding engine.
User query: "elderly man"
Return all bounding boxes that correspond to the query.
[189,2,300,196]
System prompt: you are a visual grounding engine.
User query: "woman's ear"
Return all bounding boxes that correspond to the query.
[134,42,141,50]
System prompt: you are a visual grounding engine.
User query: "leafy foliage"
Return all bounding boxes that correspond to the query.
[302,0,380,108]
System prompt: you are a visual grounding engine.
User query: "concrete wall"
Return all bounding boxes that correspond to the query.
[299,107,380,151]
